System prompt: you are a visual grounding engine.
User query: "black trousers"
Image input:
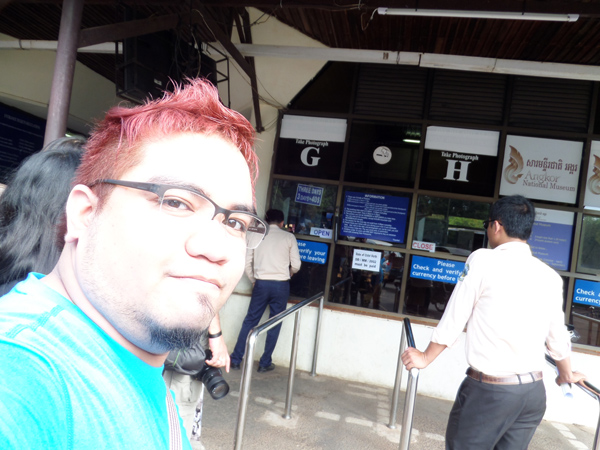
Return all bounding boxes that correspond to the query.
[446,376,546,450]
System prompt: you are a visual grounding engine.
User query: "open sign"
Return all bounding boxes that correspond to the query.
[310,227,332,239]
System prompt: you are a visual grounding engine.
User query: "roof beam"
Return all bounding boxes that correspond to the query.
[193,4,264,132]
[78,13,179,48]
[193,4,254,77]
[238,8,263,132]
[234,43,600,81]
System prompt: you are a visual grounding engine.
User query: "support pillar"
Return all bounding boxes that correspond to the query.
[44,0,84,147]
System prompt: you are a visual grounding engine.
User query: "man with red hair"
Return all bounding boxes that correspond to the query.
[0,79,267,449]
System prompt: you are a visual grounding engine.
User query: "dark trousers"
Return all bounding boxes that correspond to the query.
[445,376,546,450]
[230,279,290,368]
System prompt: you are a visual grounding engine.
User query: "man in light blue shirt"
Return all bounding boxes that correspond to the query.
[0,79,267,449]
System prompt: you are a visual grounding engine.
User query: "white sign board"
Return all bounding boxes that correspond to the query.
[425,126,499,156]
[280,115,347,142]
[351,249,382,273]
[499,135,582,204]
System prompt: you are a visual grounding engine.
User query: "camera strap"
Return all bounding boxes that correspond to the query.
[166,390,183,450]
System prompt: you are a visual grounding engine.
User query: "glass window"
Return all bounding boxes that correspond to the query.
[577,214,600,275]
[413,195,490,256]
[571,303,600,347]
[344,121,420,187]
[527,208,574,272]
[270,179,337,238]
[339,187,411,247]
[290,241,330,300]
[329,245,405,313]
[403,255,465,320]
[570,278,600,348]
[403,277,452,320]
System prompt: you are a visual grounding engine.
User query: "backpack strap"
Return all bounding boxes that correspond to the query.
[166,390,183,450]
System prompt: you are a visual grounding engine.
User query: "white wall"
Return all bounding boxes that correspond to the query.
[221,295,600,428]
[220,7,328,218]
[0,33,121,135]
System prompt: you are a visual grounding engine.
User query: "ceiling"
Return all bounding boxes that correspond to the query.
[2,0,600,88]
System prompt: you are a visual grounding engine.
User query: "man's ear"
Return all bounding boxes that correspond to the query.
[64,185,99,243]
[493,220,504,235]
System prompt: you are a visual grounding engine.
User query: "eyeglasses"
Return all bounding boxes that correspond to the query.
[95,179,268,249]
[483,219,503,230]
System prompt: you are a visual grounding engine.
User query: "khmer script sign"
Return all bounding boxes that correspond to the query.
[499,135,582,204]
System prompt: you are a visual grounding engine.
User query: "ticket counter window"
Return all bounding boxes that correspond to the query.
[413,195,489,256]
[329,246,405,313]
[339,187,411,248]
[577,215,600,275]
[270,179,337,238]
[403,255,466,320]
[290,241,329,301]
[571,278,600,348]
[403,277,452,320]
[570,303,600,347]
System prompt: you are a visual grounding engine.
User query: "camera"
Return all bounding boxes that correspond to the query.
[193,349,230,400]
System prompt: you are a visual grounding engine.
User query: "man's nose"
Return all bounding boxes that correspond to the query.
[184,217,239,262]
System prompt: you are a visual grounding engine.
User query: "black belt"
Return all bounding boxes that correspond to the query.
[466,367,543,385]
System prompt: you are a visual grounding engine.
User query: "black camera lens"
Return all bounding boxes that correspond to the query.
[196,350,230,400]
[199,367,230,400]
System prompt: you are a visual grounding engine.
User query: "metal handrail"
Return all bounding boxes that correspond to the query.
[233,292,325,450]
[388,322,407,429]
[573,312,600,325]
[329,276,352,291]
[388,318,420,449]
[545,354,600,450]
[329,276,352,304]
[399,318,420,449]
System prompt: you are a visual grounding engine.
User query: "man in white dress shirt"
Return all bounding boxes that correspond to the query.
[402,195,585,450]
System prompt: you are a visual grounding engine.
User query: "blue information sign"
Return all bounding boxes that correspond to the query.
[297,240,328,265]
[573,279,600,307]
[528,209,573,271]
[410,255,465,284]
[341,191,409,243]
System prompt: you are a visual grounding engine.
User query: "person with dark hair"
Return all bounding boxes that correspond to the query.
[402,195,585,450]
[488,194,536,240]
[230,208,301,372]
[0,79,267,449]
[0,137,85,296]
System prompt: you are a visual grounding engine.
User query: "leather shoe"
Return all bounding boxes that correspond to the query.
[230,362,241,370]
[257,364,275,373]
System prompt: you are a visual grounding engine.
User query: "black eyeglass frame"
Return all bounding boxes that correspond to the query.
[93,179,268,248]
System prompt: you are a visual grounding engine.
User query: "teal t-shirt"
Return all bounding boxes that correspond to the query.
[0,273,192,450]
